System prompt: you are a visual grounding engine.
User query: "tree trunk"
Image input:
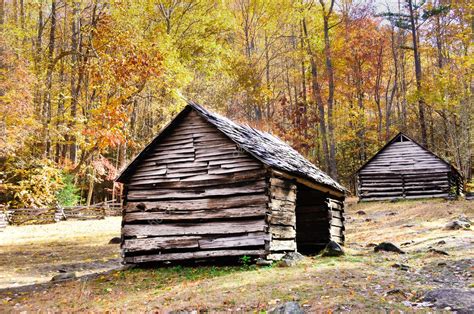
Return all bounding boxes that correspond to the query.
[407,0,428,147]
[386,26,398,140]
[69,1,79,163]
[43,0,57,157]
[302,17,331,174]
[19,0,24,29]
[300,22,307,105]
[321,0,338,180]
[0,0,4,26]
[86,167,95,206]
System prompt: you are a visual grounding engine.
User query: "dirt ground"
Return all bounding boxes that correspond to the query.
[0,199,472,312]
[0,217,122,289]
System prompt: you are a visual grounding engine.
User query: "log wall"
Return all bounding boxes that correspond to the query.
[358,137,453,201]
[266,176,297,260]
[328,198,345,244]
[122,110,268,263]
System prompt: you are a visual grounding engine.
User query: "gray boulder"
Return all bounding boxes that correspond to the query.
[278,252,304,267]
[444,220,470,230]
[256,258,273,266]
[269,301,304,314]
[423,289,474,313]
[321,241,344,257]
[51,272,76,282]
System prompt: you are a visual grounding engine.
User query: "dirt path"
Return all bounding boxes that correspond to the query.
[0,200,472,311]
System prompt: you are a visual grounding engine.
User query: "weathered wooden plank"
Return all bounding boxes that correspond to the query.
[151,142,194,152]
[129,170,208,182]
[268,199,296,212]
[123,236,200,252]
[127,180,266,200]
[198,232,269,249]
[166,162,209,169]
[124,249,266,263]
[193,132,230,141]
[220,161,262,169]
[157,138,193,147]
[207,165,263,175]
[360,191,407,197]
[139,157,195,167]
[127,169,267,188]
[146,152,195,161]
[328,200,342,210]
[126,194,269,212]
[194,139,236,147]
[127,178,265,192]
[196,153,252,162]
[269,225,296,239]
[123,219,266,237]
[208,158,257,166]
[153,147,195,156]
[330,218,344,228]
[360,193,449,201]
[195,147,238,156]
[124,206,266,222]
[127,186,266,201]
[269,239,296,251]
[269,177,297,190]
[268,210,296,226]
[330,226,344,238]
[270,186,297,202]
[172,126,218,135]
[331,210,344,220]
[179,174,230,182]
[359,172,447,179]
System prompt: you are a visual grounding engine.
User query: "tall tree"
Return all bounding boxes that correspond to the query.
[382,0,449,147]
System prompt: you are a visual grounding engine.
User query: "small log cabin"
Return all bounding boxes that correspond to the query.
[356,132,463,202]
[116,101,346,264]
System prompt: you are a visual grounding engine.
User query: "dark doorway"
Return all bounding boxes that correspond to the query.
[294,183,331,254]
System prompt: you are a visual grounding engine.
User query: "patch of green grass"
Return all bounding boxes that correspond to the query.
[313,257,337,267]
[343,256,365,263]
[409,252,426,260]
[120,265,248,285]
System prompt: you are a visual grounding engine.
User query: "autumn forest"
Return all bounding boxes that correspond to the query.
[0,0,472,208]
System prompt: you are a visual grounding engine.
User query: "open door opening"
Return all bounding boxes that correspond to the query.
[294,183,331,254]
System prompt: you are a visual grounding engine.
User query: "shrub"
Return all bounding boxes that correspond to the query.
[1,157,64,208]
[56,174,81,207]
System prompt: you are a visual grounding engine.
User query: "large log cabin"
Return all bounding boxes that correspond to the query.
[356,132,463,202]
[116,101,346,264]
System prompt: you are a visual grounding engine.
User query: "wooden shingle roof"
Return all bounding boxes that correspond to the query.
[117,101,345,193]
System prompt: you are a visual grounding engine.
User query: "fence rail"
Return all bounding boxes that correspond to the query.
[0,200,122,228]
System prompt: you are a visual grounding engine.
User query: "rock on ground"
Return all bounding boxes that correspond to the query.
[374,242,405,254]
[256,258,273,266]
[269,301,304,314]
[427,248,449,255]
[444,220,470,230]
[108,237,121,244]
[423,289,474,313]
[321,241,344,257]
[51,272,76,282]
[278,252,304,267]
